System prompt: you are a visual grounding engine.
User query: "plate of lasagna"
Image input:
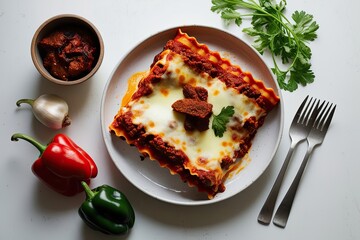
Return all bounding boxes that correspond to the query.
[101,25,283,205]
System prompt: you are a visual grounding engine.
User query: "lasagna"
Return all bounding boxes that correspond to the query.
[110,29,280,199]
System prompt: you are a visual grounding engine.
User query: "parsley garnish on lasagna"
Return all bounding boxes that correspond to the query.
[109,29,280,199]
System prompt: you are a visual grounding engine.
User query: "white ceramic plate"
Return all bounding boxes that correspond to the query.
[101,25,284,206]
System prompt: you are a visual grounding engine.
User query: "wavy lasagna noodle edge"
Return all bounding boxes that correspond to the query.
[109,29,280,199]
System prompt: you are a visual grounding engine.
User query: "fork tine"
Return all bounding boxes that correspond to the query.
[314,101,329,129]
[306,99,323,126]
[301,98,320,127]
[318,104,336,132]
[298,97,314,124]
[293,95,309,124]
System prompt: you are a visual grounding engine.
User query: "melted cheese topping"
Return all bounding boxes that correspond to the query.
[126,52,266,173]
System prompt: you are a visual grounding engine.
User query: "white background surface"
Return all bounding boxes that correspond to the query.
[1,0,359,239]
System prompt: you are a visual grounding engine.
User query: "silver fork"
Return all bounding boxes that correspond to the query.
[273,101,336,228]
[257,96,321,225]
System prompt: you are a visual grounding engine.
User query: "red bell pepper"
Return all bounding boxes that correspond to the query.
[11,133,98,196]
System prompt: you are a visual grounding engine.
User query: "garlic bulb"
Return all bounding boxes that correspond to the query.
[16,94,71,129]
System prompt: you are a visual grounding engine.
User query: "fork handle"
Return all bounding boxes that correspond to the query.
[272,145,315,228]
[257,141,299,225]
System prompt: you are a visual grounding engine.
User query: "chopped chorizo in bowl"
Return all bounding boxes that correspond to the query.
[31,14,104,85]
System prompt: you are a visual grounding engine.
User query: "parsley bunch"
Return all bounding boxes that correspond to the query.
[211,0,319,91]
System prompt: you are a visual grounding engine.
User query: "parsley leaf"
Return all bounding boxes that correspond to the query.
[212,106,235,137]
[211,0,319,92]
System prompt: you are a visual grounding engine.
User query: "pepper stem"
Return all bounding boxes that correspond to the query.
[16,99,35,107]
[81,181,95,199]
[11,133,47,155]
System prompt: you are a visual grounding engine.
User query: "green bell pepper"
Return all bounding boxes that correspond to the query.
[78,181,135,235]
